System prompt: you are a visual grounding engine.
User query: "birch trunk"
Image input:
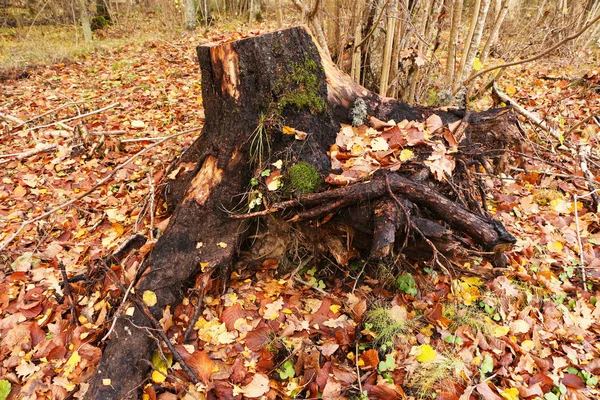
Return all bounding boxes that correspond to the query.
[456,0,490,91]
[80,0,93,42]
[379,0,397,96]
[455,0,480,89]
[184,0,197,30]
[446,0,463,88]
[480,0,508,64]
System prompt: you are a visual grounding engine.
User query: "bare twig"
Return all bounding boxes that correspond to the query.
[0,127,202,252]
[183,267,215,342]
[10,99,100,131]
[0,112,25,125]
[121,136,174,143]
[578,144,600,209]
[353,0,392,52]
[29,102,120,131]
[574,189,598,292]
[0,144,57,160]
[465,14,600,84]
[563,112,599,138]
[147,171,156,241]
[103,267,200,384]
[492,82,560,140]
[60,262,79,326]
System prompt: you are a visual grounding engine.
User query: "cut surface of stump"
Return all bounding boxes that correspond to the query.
[86,26,517,399]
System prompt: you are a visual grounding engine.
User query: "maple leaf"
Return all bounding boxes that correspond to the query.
[263,298,283,320]
[16,361,39,379]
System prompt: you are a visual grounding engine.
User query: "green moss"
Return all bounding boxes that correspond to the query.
[288,162,322,194]
[276,57,326,114]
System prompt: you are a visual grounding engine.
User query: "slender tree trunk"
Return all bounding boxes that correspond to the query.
[249,0,254,22]
[184,0,197,29]
[455,0,480,90]
[480,0,508,63]
[276,0,283,26]
[350,0,364,83]
[80,0,92,42]
[379,0,397,96]
[292,0,332,59]
[446,0,463,89]
[456,0,490,91]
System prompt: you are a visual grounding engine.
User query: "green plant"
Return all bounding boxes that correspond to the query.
[288,162,321,194]
[249,115,271,168]
[443,302,493,334]
[363,305,413,345]
[407,355,466,399]
[396,272,418,296]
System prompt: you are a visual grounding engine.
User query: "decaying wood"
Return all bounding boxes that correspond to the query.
[87,26,519,399]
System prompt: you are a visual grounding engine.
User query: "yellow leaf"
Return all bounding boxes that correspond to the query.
[460,277,482,287]
[282,126,296,135]
[330,304,341,314]
[547,241,563,253]
[473,57,483,71]
[416,344,436,363]
[491,325,510,338]
[506,85,517,95]
[63,350,81,374]
[102,379,112,386]
[217,242,228,248]
[143,290,157,307]
[399,149,414,161]
[501,387,520,400]
[151,351,172,383]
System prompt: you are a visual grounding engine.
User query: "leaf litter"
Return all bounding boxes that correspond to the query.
[0,24,599,400]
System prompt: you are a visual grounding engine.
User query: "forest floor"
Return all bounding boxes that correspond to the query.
[0,22,599,400]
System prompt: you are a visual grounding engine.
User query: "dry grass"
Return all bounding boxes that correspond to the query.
[0,15,176,71]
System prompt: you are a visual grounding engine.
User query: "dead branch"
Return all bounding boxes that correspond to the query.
[29,102,120,131]
[492,82,560,140]
[465,14,600,84]
[0,143,57,160]
[0,127,202,253]
[0,112,25,125]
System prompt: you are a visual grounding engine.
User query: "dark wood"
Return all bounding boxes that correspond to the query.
[86,26,517,399]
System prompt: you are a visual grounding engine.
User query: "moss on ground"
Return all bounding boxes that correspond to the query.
[287,162,322,194]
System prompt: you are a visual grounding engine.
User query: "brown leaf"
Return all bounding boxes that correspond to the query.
[360,349,379,370]
[245,327,270,351]
[425,114,444,133]
[475,382,502,400]
[561,373,585,389]
[221,304,245,331]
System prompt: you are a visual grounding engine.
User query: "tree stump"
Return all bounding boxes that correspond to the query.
[86,26,517,399]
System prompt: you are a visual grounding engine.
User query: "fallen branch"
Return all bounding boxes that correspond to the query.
[492,82,561,140]
[574,189,599,292]
[29,102,120,131]
[578,144,600,210]
[121,136,173,143]
[10,99,100,132]
[0,112,25,125]
[0,127,202,252]
[465,14,600,84]
[0,143,57,160]
[103,267,200,385]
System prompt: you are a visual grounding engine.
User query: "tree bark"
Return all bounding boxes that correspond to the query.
[85,26,517,399]
[184,0,197,30]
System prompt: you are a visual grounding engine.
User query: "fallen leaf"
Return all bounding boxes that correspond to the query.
[241,373,270,398]
[143,290,157,307]
[416,344,436,363]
